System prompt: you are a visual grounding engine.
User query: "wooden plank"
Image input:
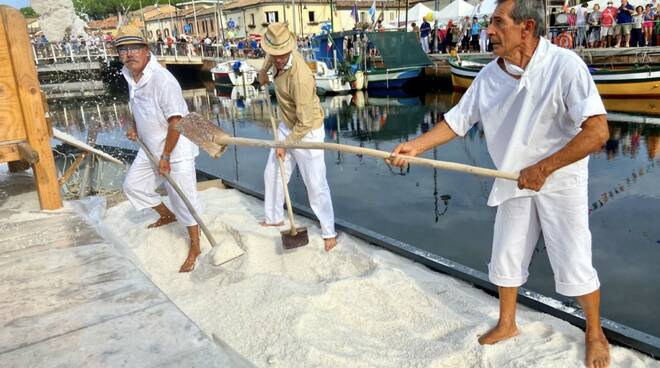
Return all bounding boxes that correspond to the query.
[0,6,25,143]
[0,144,20,162]
[1,6,61,210]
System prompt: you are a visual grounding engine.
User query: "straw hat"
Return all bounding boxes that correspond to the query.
[262,22,295,56]
[114,25,147,47]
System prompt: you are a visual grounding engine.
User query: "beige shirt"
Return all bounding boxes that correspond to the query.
[262,50,324,143]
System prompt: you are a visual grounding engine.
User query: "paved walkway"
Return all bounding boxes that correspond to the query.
[0,169,254,367]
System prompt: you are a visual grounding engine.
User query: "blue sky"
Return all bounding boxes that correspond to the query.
[0,0,30,9]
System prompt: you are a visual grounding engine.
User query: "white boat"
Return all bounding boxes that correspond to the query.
[210,60,257,86]
[312,60,366,95]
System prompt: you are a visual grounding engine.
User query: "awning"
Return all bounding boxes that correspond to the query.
[367,31,432,69]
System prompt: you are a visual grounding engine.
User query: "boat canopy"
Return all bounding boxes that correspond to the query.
[367,32,432,69]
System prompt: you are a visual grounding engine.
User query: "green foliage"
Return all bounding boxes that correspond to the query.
[20,7,38,18]
[72,0,187,20]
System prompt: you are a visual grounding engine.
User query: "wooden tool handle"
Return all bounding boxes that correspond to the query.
[262,87,298,234]
[136,138,218,247]
[214,136,519,181]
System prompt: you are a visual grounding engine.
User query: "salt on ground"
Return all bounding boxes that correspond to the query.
[102,187,659,368]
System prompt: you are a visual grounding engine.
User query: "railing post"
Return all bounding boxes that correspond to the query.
[50,44,57,63]
[102,41,108,64]
[32,43,38,64]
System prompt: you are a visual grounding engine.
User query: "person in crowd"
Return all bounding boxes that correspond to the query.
[479,15,490,52]
[631,5,645,47]
[420,16,432,53]
[389,1,611,367]
[470,16,481,52]
[642,4,654,47]
[116,25,203,273]
[588,3,602,48]
[411,22,420,42]
[615,0,635,47]
[600,1,617,48]
[654,13,660,46]
[576,2,588,48]
[549,8,558,42]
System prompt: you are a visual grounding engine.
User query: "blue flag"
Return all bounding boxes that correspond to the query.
[368,0,376,23]
[351,2,359,24]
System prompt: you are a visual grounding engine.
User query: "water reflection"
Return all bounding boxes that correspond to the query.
[47,85,660,338]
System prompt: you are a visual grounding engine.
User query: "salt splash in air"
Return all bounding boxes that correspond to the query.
[32,0,87,42]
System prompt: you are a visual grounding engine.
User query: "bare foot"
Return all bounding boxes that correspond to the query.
[585,331,610,368]
[478,323,519,345]
[179,248,201,273]
[259,220,284,227]
[324,237,337,252]
[148,215,176,228]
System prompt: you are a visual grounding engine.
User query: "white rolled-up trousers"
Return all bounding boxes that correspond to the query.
[123,152,202,227]
[264,122,336,239]
[489,185,600,297]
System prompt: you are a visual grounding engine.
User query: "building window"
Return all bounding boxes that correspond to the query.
[164,28,170,37]
[265,11,279,23]
[360,11,367,22]
[308,11,315,22]
[250,14,255,26]
[389,12,394,21]
[210,19,214,32]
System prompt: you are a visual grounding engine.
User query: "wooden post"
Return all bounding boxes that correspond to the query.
[0,6,62,209]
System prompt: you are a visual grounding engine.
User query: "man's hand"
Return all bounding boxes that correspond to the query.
[259,69,269,86]
[127,127,138,141]
[517,162,550,192]
[387,142,421,168]
[158,159,171,176]
[276,148,286,160]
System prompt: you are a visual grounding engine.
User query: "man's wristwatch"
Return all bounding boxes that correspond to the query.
[161,153,171,161]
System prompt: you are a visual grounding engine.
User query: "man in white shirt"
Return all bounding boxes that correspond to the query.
[389,1,610,367]
[115,25,203,273]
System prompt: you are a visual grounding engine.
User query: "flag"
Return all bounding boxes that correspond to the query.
[327,32,334,51]
[351,2,359,24]
[368,0,377,23]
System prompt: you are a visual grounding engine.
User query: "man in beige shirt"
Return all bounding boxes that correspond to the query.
[259,23,337,251]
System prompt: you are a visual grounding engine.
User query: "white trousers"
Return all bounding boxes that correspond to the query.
[479,31,489,52]
[264,123,336,239]
[489,186,600,297]
[420,36,430,53]
[123,152,202,227]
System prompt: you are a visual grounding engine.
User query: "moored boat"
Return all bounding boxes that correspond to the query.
[448,58,660,98]
[210,60,257,86]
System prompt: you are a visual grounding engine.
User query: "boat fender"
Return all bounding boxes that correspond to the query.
[232,61,243,76]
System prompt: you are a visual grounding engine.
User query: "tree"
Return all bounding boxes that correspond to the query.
[73,0,187,20]
[20,7,38,18]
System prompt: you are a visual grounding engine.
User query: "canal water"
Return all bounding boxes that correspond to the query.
[47,80,660,339]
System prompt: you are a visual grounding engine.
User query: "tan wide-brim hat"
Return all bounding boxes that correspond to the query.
[114,25,147,47]
[262,22,295,56]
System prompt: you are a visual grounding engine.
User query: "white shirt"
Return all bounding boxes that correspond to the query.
[122,54,198,162]
[444,37,606,207]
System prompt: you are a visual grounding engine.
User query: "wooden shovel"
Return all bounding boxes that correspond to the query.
[261,87,309,250]
[135,137,245,265]
[176,112,519,182]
